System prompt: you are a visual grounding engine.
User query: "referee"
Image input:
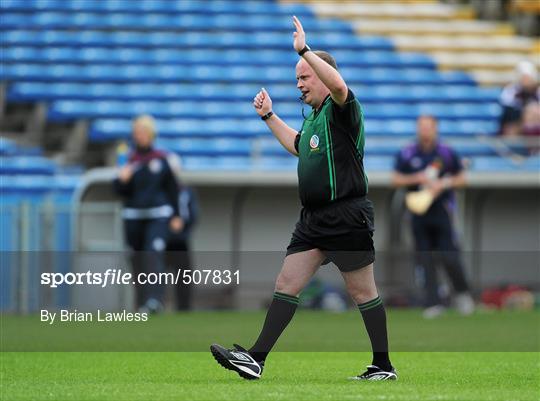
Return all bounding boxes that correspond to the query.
[210,16,396,381]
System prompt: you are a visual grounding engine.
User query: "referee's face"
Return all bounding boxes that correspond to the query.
[296,59,329,109]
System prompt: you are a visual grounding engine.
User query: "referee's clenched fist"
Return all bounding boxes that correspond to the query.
[253,88,272,116]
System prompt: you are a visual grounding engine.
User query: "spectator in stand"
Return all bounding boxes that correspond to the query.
[499,60,539,137]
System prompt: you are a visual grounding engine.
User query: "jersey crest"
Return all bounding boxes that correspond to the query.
[309,134,320,151]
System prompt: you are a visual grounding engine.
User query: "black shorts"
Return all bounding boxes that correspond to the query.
[286,197,375,272]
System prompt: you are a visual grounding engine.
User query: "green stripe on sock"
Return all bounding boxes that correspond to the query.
[274,295,299,305]
[274,292,298,301]
[358,297,382,311]
[274,292,299,303]
[274,292,299,305]
[358,296,380,309]
[360,299,382,311]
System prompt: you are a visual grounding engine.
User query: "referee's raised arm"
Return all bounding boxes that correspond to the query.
[292,16,348,106]
[253,87,299,156]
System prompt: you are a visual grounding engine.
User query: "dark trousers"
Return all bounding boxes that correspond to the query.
[412,205,469,307]
[165,240,193,311]
[124,218,169,308]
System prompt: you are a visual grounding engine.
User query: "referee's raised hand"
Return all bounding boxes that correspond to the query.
[292,16,306,53]
[253,88,272,117]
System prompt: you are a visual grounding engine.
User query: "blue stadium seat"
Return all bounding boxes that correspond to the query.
[450,142,496,156]
[88,117,498,142]
[1,12,351,32]
[3,46,441,70]
[181,156,252,171]
[90,118,302,141]
[1,30,394,50]
[1,0,314,15]
[47,98,499,122]
[0,138,17,155]
[367,119,499,137]
[470,157,520,171]
[0,175,52,197]
[0,138,42,156]
[0,174,79,197]
[181,155,302,172]
[4,62,474,85]
[364,141,402,156]
[255,156,297,171]
[364,156,394,171]
[362,103,500,120]
[2,46,41,62]
[0,156,56,175]
[7,81,499,106]
[48,100,302,120]
[156,138,251,157]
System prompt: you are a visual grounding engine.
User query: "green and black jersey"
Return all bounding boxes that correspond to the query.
[294,89,368,209]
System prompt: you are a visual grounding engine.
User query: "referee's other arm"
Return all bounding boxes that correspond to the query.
[253,87,298,156]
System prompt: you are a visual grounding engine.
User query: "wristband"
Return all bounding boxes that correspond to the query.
[298,45,311,57]
[261,111,274,121]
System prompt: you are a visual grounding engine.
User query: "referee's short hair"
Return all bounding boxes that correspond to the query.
[313,50,338,70]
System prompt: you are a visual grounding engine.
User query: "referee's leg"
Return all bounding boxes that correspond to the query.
[341,264,378,304]
[248,248,325,362]
[275,248,325,295]
[341,264,393,371]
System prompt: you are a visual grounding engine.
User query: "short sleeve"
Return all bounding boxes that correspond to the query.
[294,133,301,154]
[331,88,361,128]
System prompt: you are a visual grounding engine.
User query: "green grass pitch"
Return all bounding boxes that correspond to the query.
[1,310,539,401]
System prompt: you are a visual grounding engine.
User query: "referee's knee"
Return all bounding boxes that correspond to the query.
[346,286,379,305]
[274,274,301,297]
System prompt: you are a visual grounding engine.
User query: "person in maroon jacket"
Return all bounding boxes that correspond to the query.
[113,115,182,313]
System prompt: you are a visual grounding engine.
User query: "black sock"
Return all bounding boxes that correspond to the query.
[358,296,392,371]
[249,292,299,363]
